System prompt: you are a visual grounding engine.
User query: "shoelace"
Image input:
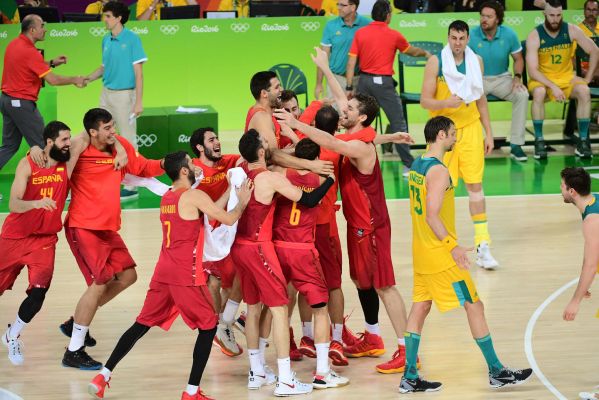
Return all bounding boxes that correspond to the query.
[8,337,24,356]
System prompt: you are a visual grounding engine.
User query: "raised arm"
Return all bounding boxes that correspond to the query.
[270,148,334,176]
[315,45,331,99]
[311,47,349,111]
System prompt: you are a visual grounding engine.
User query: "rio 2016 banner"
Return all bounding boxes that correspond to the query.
[0,10,586,174]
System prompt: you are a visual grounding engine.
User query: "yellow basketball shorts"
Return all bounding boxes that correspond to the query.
[442,121,484,186]
[528,75,588,101]
[413,265,480,313]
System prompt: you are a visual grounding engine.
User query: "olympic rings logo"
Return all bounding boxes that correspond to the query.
[136,134,158,147]
[438,18,454,27]
[504,17,523,26]
[160,25,179,35]
[89,27,107,37]
[230,23,250,33]
[300,22,320,32]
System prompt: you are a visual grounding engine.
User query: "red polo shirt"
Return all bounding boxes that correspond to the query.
[349,21,410,76]
[1,34,51,101]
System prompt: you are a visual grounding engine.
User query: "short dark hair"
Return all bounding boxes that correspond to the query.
[546,0,562,7]
[294,138,320,161]
[103,1,129,25]
[424,116,454,143]
[43,121,70,143]
[250,71,277,100]
[21,14,38,33]
[354,93,379,127]
[190,127,216,157]
[239,129,262,163]
[348,0,359,6]
[371,0,391,22]
[584,0,599,10]
[163,151,189,183]
[561,167,591,196]
[315,105,339,135]
[479,1,504,25]
[83,108,113,133]
[448,20,469,36]
[280,90,298,105]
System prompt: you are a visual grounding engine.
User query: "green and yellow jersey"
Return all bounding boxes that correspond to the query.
[536,22,575,79]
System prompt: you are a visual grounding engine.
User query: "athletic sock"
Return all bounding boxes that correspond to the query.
[258,337,268,366]
[315,342,330,374]
[404,332,421,380]
[472,213,490,246]
[248,349,265,375]
[185,385,198,396]
[533,120,544,139]
[365,322,380,335]
[100,367,112,381]
[277,357,292,383]
[357,287,379,325]
[222,300,239,324]
[332,323,343,342]
[397,337,406,347]
[68,323,89,351]
[8,315,26,338]
[578,118,591,140]
[301,321,313,339]
[475,334,504,375]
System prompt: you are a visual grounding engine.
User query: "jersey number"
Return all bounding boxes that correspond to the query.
[289,202,301,226]
[410,186,423,215]
[40,187,54,199]
[163,221,171,248]
[551,54,562,64]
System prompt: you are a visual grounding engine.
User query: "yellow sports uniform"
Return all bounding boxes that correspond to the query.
[136,0,191,20]
[528,22,586,100]
[430,56,484,185]
[409,156,479,312]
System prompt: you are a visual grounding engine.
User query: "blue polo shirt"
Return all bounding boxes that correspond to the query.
[102,27,147,90]
[468,25,521,76]
[321,15,371,75]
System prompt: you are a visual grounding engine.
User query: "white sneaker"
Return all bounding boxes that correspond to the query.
[274,372,313,396]
[476,241,499,269]
[2,326,24,366]
[580,392,599,400]
[313,369,350,389]
[248,367,277,390]
[213,320,242,356]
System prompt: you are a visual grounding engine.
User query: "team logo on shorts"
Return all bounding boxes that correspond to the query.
[504,16,523,26]
[136,134,158,148]
[356,229,364,237]
[300,22,320,32]
[89,27,107,37]
[160,25,179,35]
[230,23,250,33]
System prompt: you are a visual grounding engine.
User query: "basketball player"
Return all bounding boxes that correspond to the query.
[88,151,252,400]
[399,116,532,393]
[275,91,414,375]
[421,20,499,270]
[61,108,165,370]
[272,138,349,388]
[527,0,598,159]
[0,121,92,365]
[232,129,335,396]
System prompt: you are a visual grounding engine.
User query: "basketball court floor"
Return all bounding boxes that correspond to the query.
[0,127,598,399]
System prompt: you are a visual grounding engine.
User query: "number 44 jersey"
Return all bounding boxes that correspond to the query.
[409,156,457,275]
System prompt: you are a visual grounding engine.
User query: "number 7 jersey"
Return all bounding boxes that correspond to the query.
[409,156,457,274]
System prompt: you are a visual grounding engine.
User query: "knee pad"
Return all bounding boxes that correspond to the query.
[467,189,485,202]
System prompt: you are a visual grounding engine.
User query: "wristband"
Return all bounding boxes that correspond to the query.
[50,60,55,68]
[345,85,353,91]
[441,235,457,252]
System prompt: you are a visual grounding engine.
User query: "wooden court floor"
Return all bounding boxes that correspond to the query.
[0,195,597,400]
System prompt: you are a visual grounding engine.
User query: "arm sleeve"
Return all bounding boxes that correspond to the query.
[396,31,410,53]
[509,29,522,53]
[349,34,360,57]
[131,35,148,64]
[29,49,51,78]
[297,176,335,208]
[321,22,333,46]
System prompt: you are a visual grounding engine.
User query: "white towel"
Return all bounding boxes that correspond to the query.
[202,167,246,262]
[121,168,205,196]
[440,45,484,104]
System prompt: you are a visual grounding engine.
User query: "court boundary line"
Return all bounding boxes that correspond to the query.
[524,277,579,400]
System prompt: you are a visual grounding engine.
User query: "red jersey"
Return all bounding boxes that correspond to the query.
[152,189,205,287]
[245,106,291,149]
[66,136,164,232]
[273,169,321,244]
[235,168,276,242]
[339,142,389,231]
[1,156,68,239]
[193,154,241,201]
[1,34,51,101]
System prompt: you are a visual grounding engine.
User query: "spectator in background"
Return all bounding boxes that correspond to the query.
[12,0,48,24]
[0,14,86,201]
[346,0,429,175]
[394,0,451,12]
[577,0,599,82]
[137,0,197,21]
[217,0,249,17]
[523,0,567,10]
[455,0,504,12]
[320,0,338,15]
[469,1,529,161]
[85,0,110,14]
[314,0,369,100]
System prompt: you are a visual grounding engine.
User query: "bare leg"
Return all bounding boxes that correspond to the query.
[98,268,137,307]
[376,286,407,337]
[327,288,344,325]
